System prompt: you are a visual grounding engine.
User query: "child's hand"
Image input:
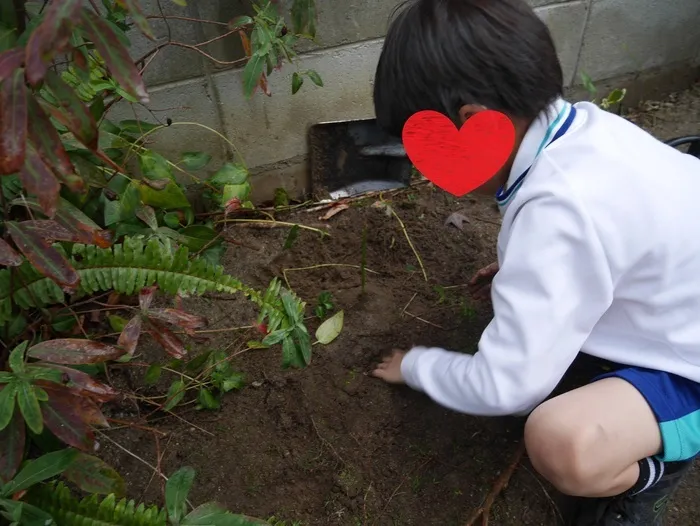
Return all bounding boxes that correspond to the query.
[468,261,499,300]
[372,350,406,384]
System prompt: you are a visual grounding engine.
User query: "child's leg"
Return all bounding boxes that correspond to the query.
[524,377,662,497]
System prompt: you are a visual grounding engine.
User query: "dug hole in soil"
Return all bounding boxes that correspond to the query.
[100,83,700,526]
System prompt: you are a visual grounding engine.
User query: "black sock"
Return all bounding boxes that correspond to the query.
[629,457,665,495]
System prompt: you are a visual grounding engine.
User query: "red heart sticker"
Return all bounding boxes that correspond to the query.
[402,110,516,197]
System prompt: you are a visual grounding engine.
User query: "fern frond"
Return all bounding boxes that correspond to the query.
[25,481,167,526]
[0,237,269,324]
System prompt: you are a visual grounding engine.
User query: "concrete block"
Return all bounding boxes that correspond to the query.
[535,1,589,87]
[213,39,382,169]
[126,0,206,86]
[576,0,700,82]
[106,77,228,179]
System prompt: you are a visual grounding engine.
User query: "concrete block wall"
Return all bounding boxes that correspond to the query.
[112,0,700,200]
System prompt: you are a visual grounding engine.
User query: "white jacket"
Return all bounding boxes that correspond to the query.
[401,100,700,416]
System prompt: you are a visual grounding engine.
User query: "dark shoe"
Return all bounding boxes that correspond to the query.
[565,460,693,525]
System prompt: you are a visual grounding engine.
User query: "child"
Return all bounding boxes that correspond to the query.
[370,0,700,524]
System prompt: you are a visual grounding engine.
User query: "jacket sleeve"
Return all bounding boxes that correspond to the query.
[400,193,614,416]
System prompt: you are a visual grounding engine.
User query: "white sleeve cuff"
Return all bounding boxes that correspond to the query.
[400,346,431,391]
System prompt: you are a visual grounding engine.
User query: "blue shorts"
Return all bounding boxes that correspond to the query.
[596,367,700,462]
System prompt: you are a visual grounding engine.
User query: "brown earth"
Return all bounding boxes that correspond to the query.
[99,82,700,526]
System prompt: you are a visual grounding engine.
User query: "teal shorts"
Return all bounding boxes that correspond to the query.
[597,367,700,462]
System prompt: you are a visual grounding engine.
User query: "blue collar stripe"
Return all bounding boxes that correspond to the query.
[495,105,577,206]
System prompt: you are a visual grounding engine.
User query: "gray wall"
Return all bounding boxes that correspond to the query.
[113,0,700,200]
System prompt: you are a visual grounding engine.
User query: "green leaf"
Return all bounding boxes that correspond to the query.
[180,152,212,171]
[144,364,162,385]
[0,498,57,526]
[108,315,129,332]
[580,71,597,97]
[157,225,220,252]
[606,88,627,106]
[291,0,317,38]
[80,10,149,103]
[63,453,126,496]
[242,53,266,98]
[163,380,186,412]
[16,381,43,434]
[221,183,251,204]
[0,412,25,484]
[281,336,304,369]
[0,383,18,431]
[292,72,303,94]
[183,503,267,526]
[139,150,174,180]
[306,69,323,87]
[137,180,190,210]
[8,341,27,374]
[262,329,290,347]
[164,212,183,229]
[2,448,78,496]
[197,389,219,410]
[315,310,344,345]
[210,163,248,186]
[166,466,195,523]
[228,16,253,29]
[283,225,299,250]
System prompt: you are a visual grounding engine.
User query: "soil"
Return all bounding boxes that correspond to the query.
[99,82,700,526]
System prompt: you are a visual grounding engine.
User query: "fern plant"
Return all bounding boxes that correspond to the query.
[0,236,312,368]
[24,468,269,526]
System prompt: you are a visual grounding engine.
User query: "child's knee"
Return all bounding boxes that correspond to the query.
[525,401,603,496]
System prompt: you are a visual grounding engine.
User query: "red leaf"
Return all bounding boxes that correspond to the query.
[37,383,97,451]
[0,68,28,175]
[0,48,24,83]
[25,0,82,85]
[32,364,118,403]
[41,392,95,451]
[117,315,142,356]
[26,97,84,193]
[27,339,125,365]
[0,412,26,484]
[41,70,98,150]
[5,221,79,291]
[148,321,187,359]
[80,11,149,103]
[147,308,208,332]
[18,145,61,217]
[139,286,157,311]
[120,0,155,40]
[22,220,87,243]
[15,197,113,248]
[63,453,125,496]
[0,238,22,267]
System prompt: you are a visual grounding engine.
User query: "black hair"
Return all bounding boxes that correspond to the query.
[373,0,564,137]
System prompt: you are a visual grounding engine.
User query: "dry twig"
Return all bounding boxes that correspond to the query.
[465,441,526,526]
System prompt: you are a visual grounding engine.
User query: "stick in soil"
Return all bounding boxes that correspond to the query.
[387,205,428,282]
[464,441,526,526]
[361,225,368,294]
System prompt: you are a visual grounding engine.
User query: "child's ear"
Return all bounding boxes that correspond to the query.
[458,104,488,125]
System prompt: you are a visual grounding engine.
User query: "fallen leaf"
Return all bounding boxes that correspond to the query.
[319,204,349,221]
[444,212,470,231]
[315,310,344,345]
